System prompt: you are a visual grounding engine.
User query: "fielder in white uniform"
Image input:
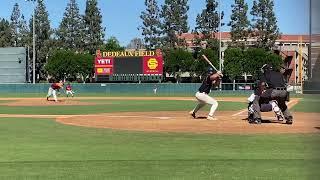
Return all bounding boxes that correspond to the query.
[153,85,157,94]
[189,68,223,120]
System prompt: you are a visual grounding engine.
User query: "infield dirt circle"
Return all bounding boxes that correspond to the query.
[0,97,319,134]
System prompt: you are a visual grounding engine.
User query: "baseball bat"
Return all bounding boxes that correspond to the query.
[201,55,218,72]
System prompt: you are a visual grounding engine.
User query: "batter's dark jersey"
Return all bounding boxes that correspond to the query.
[198,75,213,94]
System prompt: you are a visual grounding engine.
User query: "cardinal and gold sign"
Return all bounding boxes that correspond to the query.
[147,58,158,70]
[96,49,162,58]
[95,49,163,75]
[143,56,163,74]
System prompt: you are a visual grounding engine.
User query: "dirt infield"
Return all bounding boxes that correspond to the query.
[4,99,96,106]
[0,97,318,134]
[0,97,252,107]
[56,111,320,134]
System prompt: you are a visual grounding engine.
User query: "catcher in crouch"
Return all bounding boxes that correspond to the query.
[247,93,285,123]
[189,67,223,120]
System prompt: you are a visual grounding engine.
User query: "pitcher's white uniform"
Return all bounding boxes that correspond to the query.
[47,82,63,102]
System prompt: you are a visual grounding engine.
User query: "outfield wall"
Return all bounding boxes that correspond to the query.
[0,83,256,96]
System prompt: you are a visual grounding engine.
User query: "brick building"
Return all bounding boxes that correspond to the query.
[179,32,309,84]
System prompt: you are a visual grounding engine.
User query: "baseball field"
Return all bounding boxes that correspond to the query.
[0,94,319,179]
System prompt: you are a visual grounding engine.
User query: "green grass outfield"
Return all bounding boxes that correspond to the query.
[0,100,245,115]
[0,91,306,98]
[0,92,250,98]
[0,97,319,179]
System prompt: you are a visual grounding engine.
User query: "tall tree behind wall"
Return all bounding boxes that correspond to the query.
[160,0,189,48]
[83,0,105,54]
[140,0,162,49]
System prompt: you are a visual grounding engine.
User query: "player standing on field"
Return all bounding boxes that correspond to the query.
[66,83,74,97]
[46,80,64,102]
[153,85,157,94]
[189,67,223,120]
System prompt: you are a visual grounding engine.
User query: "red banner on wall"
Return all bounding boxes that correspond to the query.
[95,57,113,75]
[142,56,163,74]
[95,57,113,66]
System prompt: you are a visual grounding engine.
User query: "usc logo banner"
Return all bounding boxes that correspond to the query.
[147,58,158,70]
[143,56,163,74]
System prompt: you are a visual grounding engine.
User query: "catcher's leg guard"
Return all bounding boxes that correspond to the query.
[270,100,284,121]
[247,102,255,122]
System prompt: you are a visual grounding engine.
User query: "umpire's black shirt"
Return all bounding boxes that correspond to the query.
[199,75,213,94]
[260,70,286,88]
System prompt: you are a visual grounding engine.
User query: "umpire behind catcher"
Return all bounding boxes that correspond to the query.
[252,64,293,124]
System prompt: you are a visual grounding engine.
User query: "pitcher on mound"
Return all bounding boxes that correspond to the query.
[189,67,223,120]
[46,80,64,102]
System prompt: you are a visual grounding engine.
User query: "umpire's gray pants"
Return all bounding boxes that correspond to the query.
[253,89,292,119]
[252,95,262,119]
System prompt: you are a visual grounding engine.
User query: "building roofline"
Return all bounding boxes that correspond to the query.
[178,32,310,43]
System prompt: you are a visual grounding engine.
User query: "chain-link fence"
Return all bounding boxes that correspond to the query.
[0,83,306,97]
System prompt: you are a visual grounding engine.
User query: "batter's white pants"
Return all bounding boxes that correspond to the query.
[47,87,57,102]
[192,92,218,117]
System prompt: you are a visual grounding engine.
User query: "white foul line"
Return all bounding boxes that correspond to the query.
[232,109,248,117]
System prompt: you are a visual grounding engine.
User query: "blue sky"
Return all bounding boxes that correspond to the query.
[0,0,310,46]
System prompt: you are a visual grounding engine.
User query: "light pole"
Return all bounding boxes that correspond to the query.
[26,0,36,84]
[309,0,312,79]
[218,0,222,90]
[219,0,222,72]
